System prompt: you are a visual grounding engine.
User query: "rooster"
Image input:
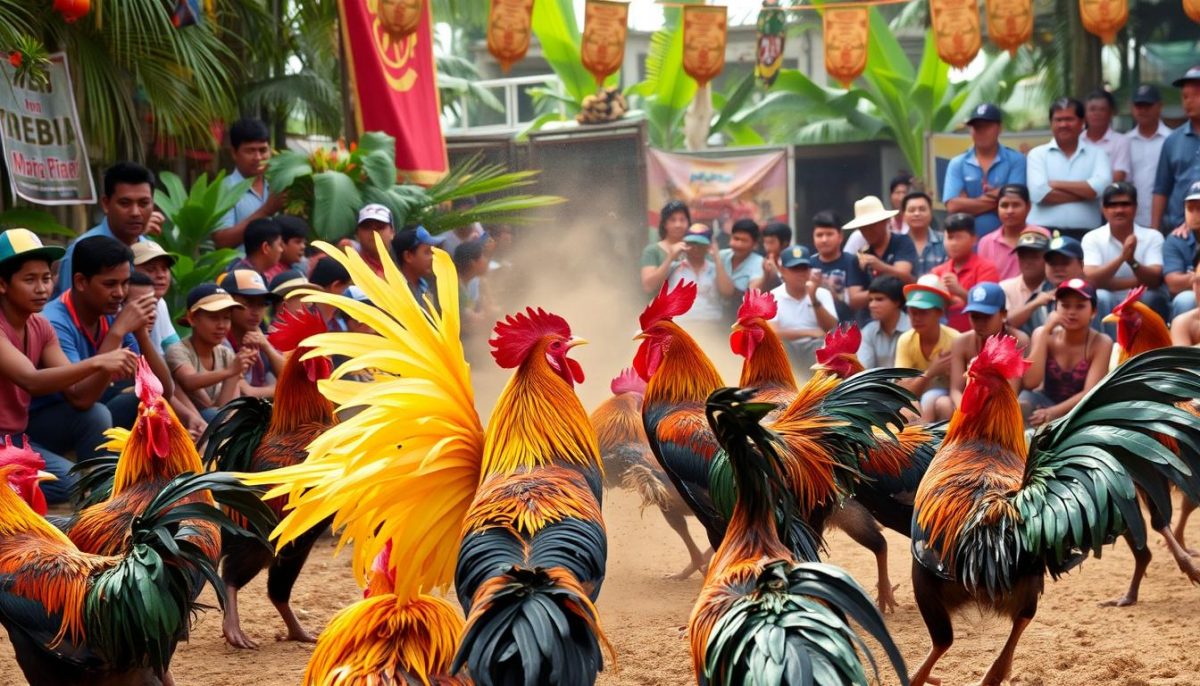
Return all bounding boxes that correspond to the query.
[689,387,909,686]
[242,239,610,685]
[201,306,336,648]
[591,367,710,579]
[909,336,1200,686]
[0,439,274,686]
[1099,285,1200,606]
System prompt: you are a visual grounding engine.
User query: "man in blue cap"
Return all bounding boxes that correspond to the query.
[1164,180,1200,319]
[768,245,837,368]
[392,225,441,314]
[1126,84,1172,228]
[1152,65,1200,232]
[948,281,1030,412]
[667,223,724,326]
[943,103,1028,237]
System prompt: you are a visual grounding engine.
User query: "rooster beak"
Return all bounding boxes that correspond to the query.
[567,337,588,349]
[1101,313,1118,324]
[36,470,57,483]
[633,332,647,341]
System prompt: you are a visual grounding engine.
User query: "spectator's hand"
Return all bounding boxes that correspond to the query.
[666,241,686,261]
[1043,309,1063,333]
[114,293,156,336]
[263,191,288,216]
[858,252,881,273]
[1172,223,1190,239]
[183,412,207,441]
[762,256,779,278]
[941,272,964,298]
[1121,234,1138,263]
[242,329,269,351]
[232,347,257,376]
[805,272,820,299]
[1032,290,1056,308]
[94,348,138,379]
[146,211,166,236]
[926,351,952,378]
[1030,406,1059,426]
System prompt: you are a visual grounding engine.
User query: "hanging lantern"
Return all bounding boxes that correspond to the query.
[930,0,982,69]
[53,0,90,23]
[1183,0,1200,23]
[823,7,869,89]
[372,0,424,40]
[755,1,788,87]
[581,0,629,87]
[487,0,535,73]
[682,5,727,87]
[985,0,1033,55]
[1078,0,1128,44]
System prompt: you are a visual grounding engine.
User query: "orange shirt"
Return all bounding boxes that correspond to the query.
[931,253,1001,331]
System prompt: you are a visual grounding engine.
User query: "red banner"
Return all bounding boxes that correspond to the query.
[339,0,447,184]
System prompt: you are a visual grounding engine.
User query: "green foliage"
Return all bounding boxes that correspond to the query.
[152,171,247,323]
[626,8,696,149]
[0,208,73,237]
[531,0,608,107]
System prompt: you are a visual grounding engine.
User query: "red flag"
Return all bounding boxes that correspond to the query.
[339,0,447,184]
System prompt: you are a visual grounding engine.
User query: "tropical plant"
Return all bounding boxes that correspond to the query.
[152,171,248,322]
[0,208,73,238]
[734,9,1031,178]
[266,131,565,241]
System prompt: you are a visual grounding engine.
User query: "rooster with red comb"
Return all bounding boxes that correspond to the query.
[241,237,610,685]
[909,336,1200,685]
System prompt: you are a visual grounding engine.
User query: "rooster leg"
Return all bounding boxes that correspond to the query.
[662,505,711,580]
[1100,531,1151,607]
[220,535,274,649]
[829,501,896,613]
[267,525,326,642]
[911,561,953,686]
[1175,496,1198,556]
[1156,525,1200,585]
[221,582,259,649]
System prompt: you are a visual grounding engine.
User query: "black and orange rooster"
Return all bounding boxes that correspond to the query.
[243,239,610,685]
[689,387,908,686]
[591,367,709,579]
[1100,285,1200,606]
[0,438,274,686]
[909,336,1200,686]
[202,305,336,648]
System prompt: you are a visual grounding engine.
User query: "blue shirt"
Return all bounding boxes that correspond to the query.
[220,169,268,232]
[941,145,1027,236]
[912,230,948,278]
[1163,231,1198,277]
[53,218,147,298]
[718,248,765,292]
[1026,139,1112,230]
[32,294,140,411]
[1153,122,1200,231]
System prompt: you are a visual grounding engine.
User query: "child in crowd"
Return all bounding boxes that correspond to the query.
[894,276,957,422]
[932,213,1001,331]
[949,282,1030,411]
[309,257,352,331]
[758,221,793,292]
[669,224,724,327]
[131,241,179,351]
[227,218,283,280]
[809,211,859,322]
[857,276,909,368]
[977,184,1046,281]
[221,269,284,399]
[265,215,310,282]
[269,269,313,318]
[454,239,497,340]
[166,285,254,422]
[1001,230,1054,334]
[1021,279,1112,426]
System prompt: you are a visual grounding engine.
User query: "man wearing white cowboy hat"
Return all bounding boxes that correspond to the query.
[843,196,918,317]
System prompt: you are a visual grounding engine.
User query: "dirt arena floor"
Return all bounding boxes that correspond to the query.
[3,486,1199,685]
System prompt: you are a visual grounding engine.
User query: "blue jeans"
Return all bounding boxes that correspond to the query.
[1172,290,1197,322]
[25,390,131,504]
[200,406,221,422]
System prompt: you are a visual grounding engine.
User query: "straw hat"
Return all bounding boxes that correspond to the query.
[842,195,899,231]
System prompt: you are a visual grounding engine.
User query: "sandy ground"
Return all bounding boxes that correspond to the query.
[3,487,1200,685]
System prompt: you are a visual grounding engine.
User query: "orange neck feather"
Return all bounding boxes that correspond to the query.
[1118,303,1172,363]
[269,351,334,434]
[739,323,796,391]
[644,323,725,408]
[763,371,844,513]
[482,343,602,478]
[112,402,204,494]
[0,472,74,546]
[945,375,1027,459]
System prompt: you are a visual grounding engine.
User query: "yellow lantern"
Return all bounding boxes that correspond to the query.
[985,0,1033,55]
[487,0,535,73]
[1079,0,1128,44]
[682,5,727,87]
[823,7,869,89]
[581,0,629,86]
[930,0,982,69]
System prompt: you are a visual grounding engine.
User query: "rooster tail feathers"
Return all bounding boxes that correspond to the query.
[452,566,612,686]
[69,455,120,509]
[621,462,671,512]
[303,593,466,686]
[200,397,274,472]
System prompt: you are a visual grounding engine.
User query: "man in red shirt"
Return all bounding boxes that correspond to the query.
[932,213,1001,331]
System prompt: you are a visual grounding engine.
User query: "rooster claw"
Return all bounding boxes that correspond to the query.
[276,628,319,644]
[876,584,899,614]
[223,626,260,650]
[1098,595,1137,608]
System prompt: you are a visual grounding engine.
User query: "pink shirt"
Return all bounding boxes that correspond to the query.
[0,314,57,434]
[976,225,1049,282]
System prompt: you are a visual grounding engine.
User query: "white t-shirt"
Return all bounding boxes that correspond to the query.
[1125,122,1173,227]
[1084,127,1132,177]
[769,284,836,333]
[669,259,723,322]
[150,298,178,352]
[1081,223,1164,300]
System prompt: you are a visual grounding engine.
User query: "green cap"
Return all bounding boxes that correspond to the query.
[0,229,65,269]
[905,289,947,310]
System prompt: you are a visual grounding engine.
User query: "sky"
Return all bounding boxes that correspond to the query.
[572,0,766,31]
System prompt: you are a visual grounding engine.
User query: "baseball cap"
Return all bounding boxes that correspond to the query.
[268,269,311,298]
[902,274,951,310]
[131,240,176,267]
[1013,230,1050,253]
[392,226,437,254]
[779,245,812,269]
[1132,84,1161,104]
[961,282,1006,316]
[186,283,244,315]
[0,228,65,269]
[344,285,374,306]
[1045,234,1084,261]
[357,203,392,227]
[967,103,1003,125]
[220,268,275,299]
[1186,180,1200,202]
[1055,277,1097,305]
[1172,65,1200,88]
[683,223,713,245]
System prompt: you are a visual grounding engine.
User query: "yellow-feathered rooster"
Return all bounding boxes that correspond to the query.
[242,238,610,685]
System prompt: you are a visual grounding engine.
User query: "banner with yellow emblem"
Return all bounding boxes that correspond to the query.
[682,5,727,87]
[581,0,629,86]
[487,0,535,73]
[338,0,447,184]
[823,7,869,89]
[930,0,981,69]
